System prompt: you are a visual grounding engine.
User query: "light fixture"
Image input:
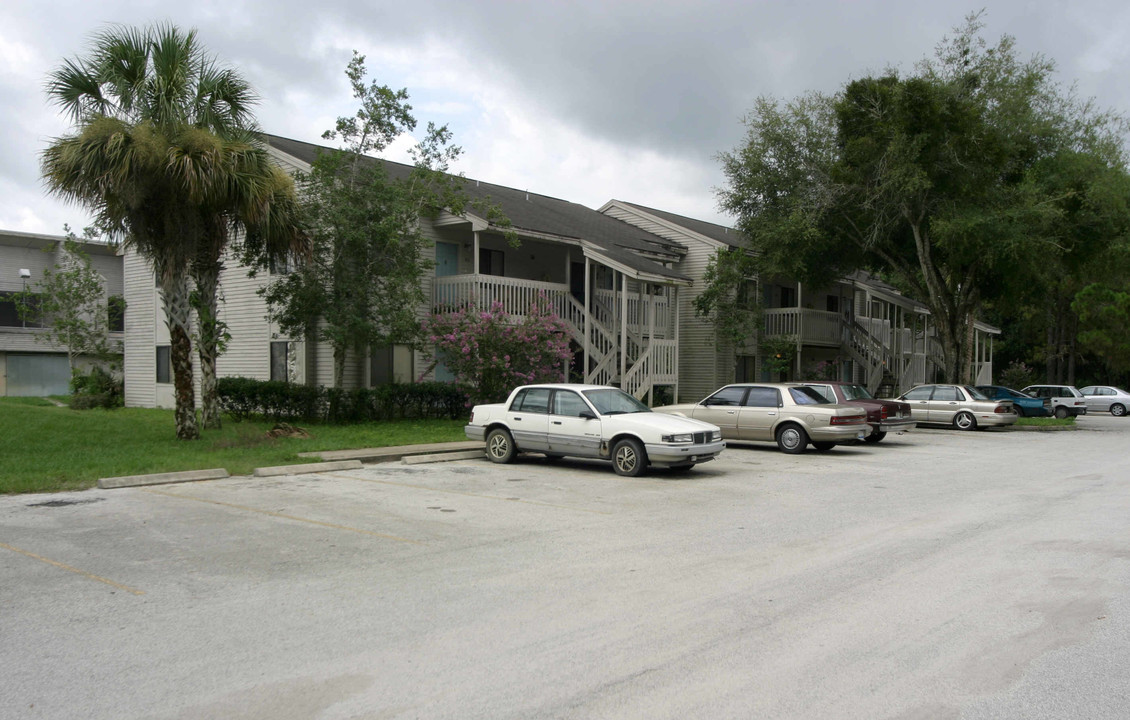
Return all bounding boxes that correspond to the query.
[19,268,31,278]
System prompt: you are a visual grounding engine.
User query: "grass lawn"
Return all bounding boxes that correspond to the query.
[1015,416,1076,428]
[0,398,467,495]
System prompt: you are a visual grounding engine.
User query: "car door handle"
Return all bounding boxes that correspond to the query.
[511,417,521,421]
[552,421,562,425]
[727,410,736,415]
[768,412,776,416]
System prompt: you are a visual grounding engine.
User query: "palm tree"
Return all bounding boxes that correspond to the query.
[42,24,299,437]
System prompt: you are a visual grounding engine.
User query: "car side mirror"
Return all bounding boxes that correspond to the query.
[579,410,597,420]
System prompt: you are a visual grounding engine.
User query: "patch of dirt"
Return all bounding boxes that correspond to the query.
[266,423,311,439]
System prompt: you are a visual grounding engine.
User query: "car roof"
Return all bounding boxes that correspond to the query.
[513,383,619,392]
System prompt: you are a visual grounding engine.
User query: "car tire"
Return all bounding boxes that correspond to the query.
[863,431,886,444]
[1111,404,1126,417]
[1054,406,1069,419]
[953,412,977,431]
[812,441,836,451]
[775,424,808,454]
[611,438,647,477]
[486,428,517,464]
[1014,406,1027,418]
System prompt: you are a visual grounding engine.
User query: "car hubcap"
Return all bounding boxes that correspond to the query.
[957,415,971,429]
[489,435,508,458]
[781,429,801,449]
[616,446,637,472]
[1114,405,1125,417]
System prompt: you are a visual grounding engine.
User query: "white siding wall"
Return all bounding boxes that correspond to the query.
[122,250,158,408]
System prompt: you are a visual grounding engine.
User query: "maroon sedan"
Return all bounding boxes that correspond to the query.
[798,381,916,443]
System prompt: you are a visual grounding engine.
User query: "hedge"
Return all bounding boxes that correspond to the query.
[217,377,469,423]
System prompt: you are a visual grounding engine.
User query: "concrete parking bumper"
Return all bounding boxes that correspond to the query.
[98,468,229,489]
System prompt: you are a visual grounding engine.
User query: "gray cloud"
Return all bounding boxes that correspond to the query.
[2,0,1128,232]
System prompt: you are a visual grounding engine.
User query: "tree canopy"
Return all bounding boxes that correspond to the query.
[716,13,1130,383]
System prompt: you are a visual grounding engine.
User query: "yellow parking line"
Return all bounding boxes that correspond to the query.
[0,542,145,596]
[142,489,423,544]
[323,473,612,516]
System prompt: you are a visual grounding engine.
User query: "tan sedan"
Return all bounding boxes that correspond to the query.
[654,383,869,454]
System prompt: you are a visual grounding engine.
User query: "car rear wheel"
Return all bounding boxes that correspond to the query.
[486,428,516,464]
[775,424,808,454]
[1054,406,1069,419]
[812,441,835,451]
[1013,406,1027,418]
[611,438,647,477]
[1111,404,1126,417]
[953,412,977,431]
[863,430,886,444]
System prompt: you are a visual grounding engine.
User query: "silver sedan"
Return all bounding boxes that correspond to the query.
[1078,386,1130,417]
[897,384,1018,430]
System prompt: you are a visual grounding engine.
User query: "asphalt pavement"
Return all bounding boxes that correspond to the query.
[2,416,1128,719]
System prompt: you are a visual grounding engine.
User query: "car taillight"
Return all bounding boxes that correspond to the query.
[880,406,889,420]
[831,414,866,425]
[469,411,475,423]
[994,405,1010,414]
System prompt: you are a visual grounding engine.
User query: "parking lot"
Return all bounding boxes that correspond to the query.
[3,417,1129,719]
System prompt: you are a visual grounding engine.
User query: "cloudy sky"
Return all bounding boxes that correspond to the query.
[2,1,1128,236]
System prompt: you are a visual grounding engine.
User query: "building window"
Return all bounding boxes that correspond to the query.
[269,252,294,276]
[156,346,171,384]
[779,286,797,308]
[107,295,125,332]
[0,291,42,328]
[370,345,393,386]
[270,341,289,382]
[479,248,505,277]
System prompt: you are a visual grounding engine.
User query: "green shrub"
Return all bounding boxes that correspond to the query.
[217,377,468,424]
[69,366,123,408]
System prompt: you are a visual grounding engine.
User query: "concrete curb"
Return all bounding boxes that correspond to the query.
[401,449,486,465]
[253,460,363,477]
[298,441,484,464]
[99,468,229,489]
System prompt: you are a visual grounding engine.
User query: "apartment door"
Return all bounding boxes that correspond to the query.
[435,242,459,277]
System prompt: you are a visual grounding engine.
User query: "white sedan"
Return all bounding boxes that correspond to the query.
[464,384,725,477]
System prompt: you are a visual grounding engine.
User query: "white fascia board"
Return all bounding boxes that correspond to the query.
[580,242,691,287]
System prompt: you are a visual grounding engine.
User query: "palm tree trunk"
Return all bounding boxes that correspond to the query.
[193,235,225,430]
[158,267,199,440]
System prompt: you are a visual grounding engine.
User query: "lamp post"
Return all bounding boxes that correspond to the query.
[18,268,31,328]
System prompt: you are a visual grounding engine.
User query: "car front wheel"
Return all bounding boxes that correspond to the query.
[611,438,647,477]
[1111,404,1126,417]
[953,412,977,431]
[776,424,808,454]
[486,428,517,464]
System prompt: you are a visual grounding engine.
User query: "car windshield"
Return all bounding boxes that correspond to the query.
[964,386,990,401]
[790,387,831,405]
[583,388,651,415]
[839,384,874,400]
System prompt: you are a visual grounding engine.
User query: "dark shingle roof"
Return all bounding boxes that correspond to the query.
[616,200,745,248]
[265,135,690,282]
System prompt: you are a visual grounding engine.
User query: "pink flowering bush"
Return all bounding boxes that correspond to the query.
[423,296,574,404]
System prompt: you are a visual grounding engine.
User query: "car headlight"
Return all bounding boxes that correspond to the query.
[711,430,722,441]
[662,433,694,443]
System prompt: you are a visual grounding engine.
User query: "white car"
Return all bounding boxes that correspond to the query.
[1078,385,1130,417]
[464,384,725,476]
[1021,384,1088,419]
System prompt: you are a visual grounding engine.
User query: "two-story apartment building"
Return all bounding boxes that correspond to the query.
[0,229,123,396]
[121,135,1000,409]
[123,136,694,408]
[601,201,999,400]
